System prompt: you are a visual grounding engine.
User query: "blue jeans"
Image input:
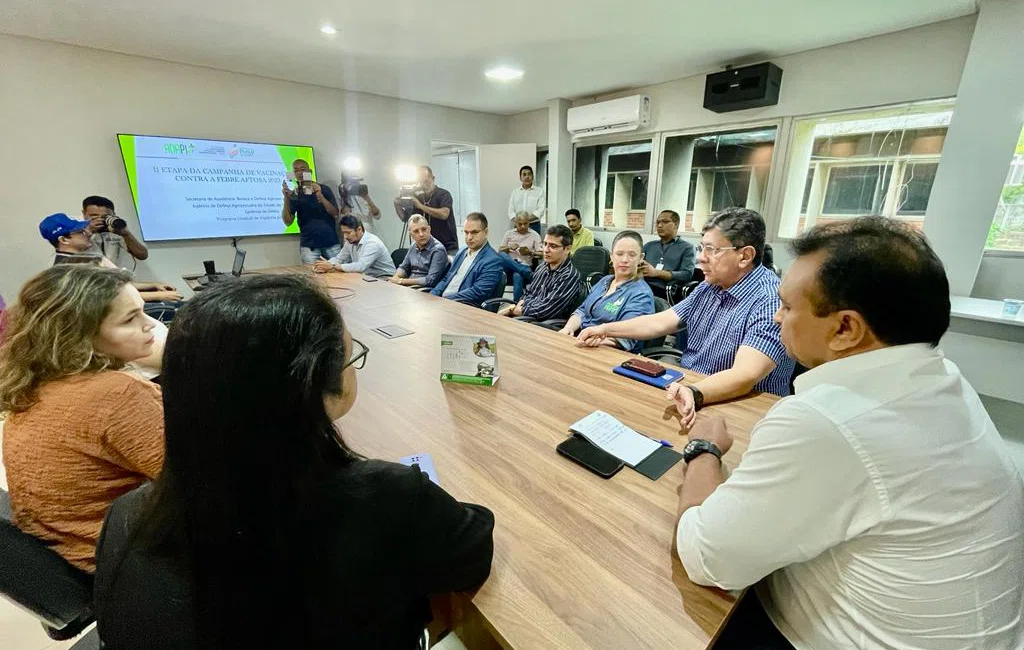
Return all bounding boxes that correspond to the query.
[498,253,533,302]
[300,244,342,265]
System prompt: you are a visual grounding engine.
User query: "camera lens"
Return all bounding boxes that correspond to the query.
[106,215,127,231]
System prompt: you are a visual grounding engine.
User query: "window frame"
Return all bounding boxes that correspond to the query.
[571,134,660,234]
[775,98,955,240]
[811,156,941,220]
[652,119,784,237]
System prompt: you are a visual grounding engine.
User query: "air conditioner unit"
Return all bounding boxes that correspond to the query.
[567,95,651,138]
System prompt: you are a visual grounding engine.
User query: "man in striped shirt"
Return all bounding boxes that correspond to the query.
[498,225,581,322]
[577,208,794,428]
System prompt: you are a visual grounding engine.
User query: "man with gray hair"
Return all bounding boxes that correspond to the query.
[389,215,450,288]
[578,208,794,423]
[498,211,543,302]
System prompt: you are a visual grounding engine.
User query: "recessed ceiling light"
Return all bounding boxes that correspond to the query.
[485,66,524,82]
[342,157,362,172]
[320,25,337,35]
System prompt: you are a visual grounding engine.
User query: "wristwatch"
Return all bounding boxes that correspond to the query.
[688,385,705,411]
[683,439,722,464]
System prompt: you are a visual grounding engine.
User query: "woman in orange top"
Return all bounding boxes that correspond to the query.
[0,265,164,573]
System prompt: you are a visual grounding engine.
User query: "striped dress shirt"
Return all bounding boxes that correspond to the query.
[672,265,793,396]
[520,257,582,321]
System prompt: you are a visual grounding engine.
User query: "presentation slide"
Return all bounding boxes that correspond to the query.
[117,134,317,241]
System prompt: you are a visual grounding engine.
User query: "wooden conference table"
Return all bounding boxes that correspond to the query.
[187,267,780,649]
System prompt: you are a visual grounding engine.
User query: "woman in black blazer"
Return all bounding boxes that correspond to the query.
[94,274,494,650]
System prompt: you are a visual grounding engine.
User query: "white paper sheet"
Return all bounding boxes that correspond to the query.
[569,411,660,467]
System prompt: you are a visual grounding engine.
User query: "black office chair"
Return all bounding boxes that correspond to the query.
[571,246,610,290]
[593,237,603,247]
[0,488,100,648]
[390,248,408,269]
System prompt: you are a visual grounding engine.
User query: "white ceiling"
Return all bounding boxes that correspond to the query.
[0,0,976,115]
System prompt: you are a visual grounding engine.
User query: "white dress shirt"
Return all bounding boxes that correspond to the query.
[678,344,1024,650]
[443,248,480,297]
[507,185,547,223]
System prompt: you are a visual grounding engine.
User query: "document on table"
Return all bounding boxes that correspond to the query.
[569,411,660,467]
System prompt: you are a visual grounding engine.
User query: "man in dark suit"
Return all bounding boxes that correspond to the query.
[431,212,504,307]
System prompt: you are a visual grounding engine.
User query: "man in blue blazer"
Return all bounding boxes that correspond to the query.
[431,212,504,306]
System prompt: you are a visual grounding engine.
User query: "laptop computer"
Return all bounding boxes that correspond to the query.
[197,249,246,286]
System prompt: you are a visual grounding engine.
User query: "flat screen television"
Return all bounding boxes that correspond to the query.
[117,134,318,241]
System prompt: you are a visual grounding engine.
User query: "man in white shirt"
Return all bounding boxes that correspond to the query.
[313,215,396,278]
[676,216,1024,650]
[507,165,546,235]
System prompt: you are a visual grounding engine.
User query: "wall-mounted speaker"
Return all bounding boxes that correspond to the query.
[703,62,783,113]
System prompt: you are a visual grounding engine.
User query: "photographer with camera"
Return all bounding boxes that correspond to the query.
[81,195,149,267]
[393,166,458,253]
[282,158,342,264]
[338,175,382,234]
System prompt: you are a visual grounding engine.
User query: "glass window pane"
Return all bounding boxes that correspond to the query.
[896,162,938,216]
[778,99,954,237]
[573,140,652,229]
[987,126,1024,251]
[711,170,751,212]
[630,174,649,211]
[661,127,776,233]
[822,165,888,215]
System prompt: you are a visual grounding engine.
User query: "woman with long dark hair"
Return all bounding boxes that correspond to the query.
[94,274,494,649]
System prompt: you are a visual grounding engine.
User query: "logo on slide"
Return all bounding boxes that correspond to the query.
[163,142,195,156]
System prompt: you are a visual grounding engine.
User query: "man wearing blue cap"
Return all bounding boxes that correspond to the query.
[39,214,182,303]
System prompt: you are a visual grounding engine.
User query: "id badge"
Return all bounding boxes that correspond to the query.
[655,263,664,271]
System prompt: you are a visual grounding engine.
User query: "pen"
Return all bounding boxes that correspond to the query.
[657,439,674,448]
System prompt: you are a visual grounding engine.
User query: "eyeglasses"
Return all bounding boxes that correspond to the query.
[695,244,738,256]
[343,338,369,370]
[611,250,641,260]
[542,242,566,249]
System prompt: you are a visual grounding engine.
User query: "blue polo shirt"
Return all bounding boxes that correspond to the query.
[672,264,794,396]
[288,184,340,249]
[574,275,655,353]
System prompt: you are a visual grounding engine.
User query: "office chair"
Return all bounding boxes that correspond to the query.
[571,246,611,290]
[593,237,603,247]
[0,488,100,647]
[390,248,408,269]
[483,281,588,329]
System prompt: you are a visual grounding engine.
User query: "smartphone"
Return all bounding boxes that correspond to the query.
[361,276,378,282]
[621,358,666,378]
[556,435,624,479]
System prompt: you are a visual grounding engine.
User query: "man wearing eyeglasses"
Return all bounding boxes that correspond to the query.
[577,207,794,425]
[641,210,695,300]
[498,225,581,321]
[430,212,504,306]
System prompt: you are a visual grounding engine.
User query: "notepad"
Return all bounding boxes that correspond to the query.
[568,411,660,467]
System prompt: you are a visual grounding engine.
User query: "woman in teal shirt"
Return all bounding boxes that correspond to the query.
[558,230,654,353]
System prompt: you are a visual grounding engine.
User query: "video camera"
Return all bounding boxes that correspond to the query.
[341,173,368,197]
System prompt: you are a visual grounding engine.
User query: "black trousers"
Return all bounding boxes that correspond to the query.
[712,590,795,650]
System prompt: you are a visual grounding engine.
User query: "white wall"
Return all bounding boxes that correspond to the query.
[0,34,507,300]
[506,109,549,147]
[576,16,974,132]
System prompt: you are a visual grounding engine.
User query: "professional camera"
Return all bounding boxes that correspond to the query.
[397,183,421,201]
[96,214,127,232]
[341,173,368,197]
